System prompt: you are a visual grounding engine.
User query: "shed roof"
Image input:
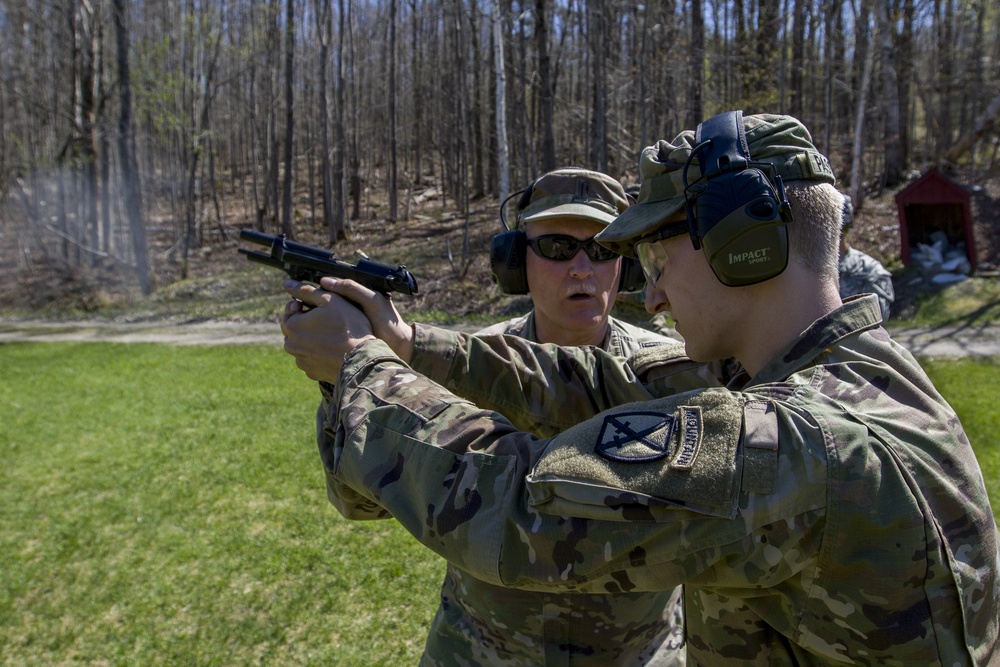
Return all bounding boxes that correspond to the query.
[895,168,971,205]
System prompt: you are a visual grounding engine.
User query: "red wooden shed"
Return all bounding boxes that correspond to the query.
[894,168,976,268]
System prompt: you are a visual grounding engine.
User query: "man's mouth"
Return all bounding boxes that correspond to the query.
[565,284,596,301]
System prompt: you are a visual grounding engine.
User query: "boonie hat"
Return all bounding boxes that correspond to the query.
[516,167,630,230]
[596,113,836,257]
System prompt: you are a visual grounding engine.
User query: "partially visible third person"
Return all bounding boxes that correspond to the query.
[838,195,895,322]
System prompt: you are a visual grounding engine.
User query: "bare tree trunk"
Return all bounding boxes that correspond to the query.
[486,15,498,195]
[757,1,781,109]
[387,0,399,222]
[513,8,530,183]
[99,115,112,255]
[689,0,704,126]
[897,0,914,167]
[315,0,336,242]
[790,0,806,117]
[452,0,472,273]
[850,2,875,208]
[180,11,222,278]
[535,0,556,173]
[247,4,264,230]
[587,0,607,172]
[492,0,510,203]
[935,0,955,156]
[636,3,650,150]
[305,79,316,225]
[265,5,281,228]
[822,0,834,153]
[281,0,295,237]
[73,0,100,266]
[347,0,361,221]
[878,0,903,187]
[334,0,348,236]
[410,0,424,186]
[56,165,71,264]
[112,0,152,295]
[467,1,485,199]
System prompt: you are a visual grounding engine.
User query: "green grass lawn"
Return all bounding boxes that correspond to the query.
[0,343,441,666]
[921,356,1000,516]
[1,343,997,665]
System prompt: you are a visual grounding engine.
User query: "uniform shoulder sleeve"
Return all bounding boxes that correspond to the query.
[526,389,769,520]
[628,342,727,393]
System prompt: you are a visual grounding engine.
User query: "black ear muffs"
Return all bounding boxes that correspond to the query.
[618,256,646,293]
[684,110,793,287]
[490,229,530,295]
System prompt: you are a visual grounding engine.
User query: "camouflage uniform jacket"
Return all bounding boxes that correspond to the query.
[320,295,999,665]
[838,247,894,323]
[417,311,688,666]
[475,310,673,359]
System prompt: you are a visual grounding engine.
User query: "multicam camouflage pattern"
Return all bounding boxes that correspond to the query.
[320,295,999,665]
[839,248,895,322]
[425,564,684,666]
[418,312,686,666]
[475,311,675,358]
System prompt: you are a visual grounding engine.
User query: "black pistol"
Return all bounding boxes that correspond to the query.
[238,229,418,297]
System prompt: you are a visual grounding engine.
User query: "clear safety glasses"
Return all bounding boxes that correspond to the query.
[635,240,670,286]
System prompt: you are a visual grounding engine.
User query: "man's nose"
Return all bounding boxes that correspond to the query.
[567,250,595,277]
[644,282,668,314]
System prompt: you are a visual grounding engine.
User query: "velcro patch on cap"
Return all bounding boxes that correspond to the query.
[596,412,676,463]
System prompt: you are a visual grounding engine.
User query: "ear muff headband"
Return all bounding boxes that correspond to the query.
[682,110,793,287]
[491,179,538,295]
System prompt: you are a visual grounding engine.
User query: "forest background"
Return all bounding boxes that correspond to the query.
[2,3,1000,663]
[0,0,999,323]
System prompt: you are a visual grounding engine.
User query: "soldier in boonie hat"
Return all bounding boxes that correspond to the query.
[596,113,836,259]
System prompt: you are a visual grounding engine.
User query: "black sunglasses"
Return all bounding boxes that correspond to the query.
[526,234,619,262]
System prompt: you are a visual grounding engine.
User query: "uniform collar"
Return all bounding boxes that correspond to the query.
[745,294,884,387]
[524,310,615,351]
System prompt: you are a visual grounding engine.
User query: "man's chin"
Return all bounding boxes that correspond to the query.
[563,302,608,322]
[557,310,605,331]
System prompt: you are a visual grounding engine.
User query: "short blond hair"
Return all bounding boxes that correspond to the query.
[785,181,844,282]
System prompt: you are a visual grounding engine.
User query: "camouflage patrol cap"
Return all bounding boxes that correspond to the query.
[596,113,836,257]
[516,167,630,230]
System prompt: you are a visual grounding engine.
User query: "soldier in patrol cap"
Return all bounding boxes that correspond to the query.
[429,167,688,665]
[281,112,999,665]
[481,166,663,349]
